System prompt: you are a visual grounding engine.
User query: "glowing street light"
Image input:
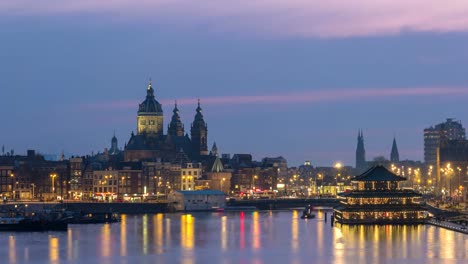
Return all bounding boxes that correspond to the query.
[50,173,57,194]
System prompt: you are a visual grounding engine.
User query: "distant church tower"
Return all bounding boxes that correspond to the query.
[109,132,120,155]
[168,101,185,137]
[191,100,208,157]
[137,79,163,136]
[355,129,366,171]
[390,137,400,163]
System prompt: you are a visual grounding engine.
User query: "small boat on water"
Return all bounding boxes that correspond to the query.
[301,205,316,219]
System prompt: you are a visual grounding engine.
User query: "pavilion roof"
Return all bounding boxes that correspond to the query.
[353,165,406,182]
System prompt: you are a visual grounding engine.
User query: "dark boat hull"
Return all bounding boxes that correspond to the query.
[301,214,316,219]
[0,221,68,232]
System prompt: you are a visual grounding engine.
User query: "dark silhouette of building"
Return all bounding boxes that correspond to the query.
[355,129,366,171]
[390,137,400,163]
[439,139,468,162]
[190,99,208,158]
[124,81,209,162]
[424,118,466,164]
[109,132,120,155]
[168,101,185,137]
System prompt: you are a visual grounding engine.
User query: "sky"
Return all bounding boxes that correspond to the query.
[1,0,468,166]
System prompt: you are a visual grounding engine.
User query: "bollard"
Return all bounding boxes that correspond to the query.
[325,212,328,222]
[330,214,334,227]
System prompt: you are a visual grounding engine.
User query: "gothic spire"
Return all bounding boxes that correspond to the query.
[356,129,366,171]
[390,137,400,163]
[168,100,184,137]
[210,142,219,157]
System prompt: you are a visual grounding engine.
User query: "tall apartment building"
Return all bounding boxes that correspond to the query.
[424,118,466,164]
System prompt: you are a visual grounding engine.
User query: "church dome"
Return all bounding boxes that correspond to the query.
[138,80,163,114]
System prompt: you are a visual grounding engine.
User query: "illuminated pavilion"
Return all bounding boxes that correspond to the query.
[334,165,428,224]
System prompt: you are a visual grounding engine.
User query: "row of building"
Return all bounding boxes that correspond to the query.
[1,80,467,201]
[354,118,468,198]
[0,81,288,201]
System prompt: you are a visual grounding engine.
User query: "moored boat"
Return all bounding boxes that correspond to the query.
[0,216,68,232]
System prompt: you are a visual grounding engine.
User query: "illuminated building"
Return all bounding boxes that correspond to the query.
[334,165,428,224]
[124,80,208,162]
[424,118,465,164]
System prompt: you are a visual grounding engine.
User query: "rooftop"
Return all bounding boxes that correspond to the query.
[353,165,406,182]
[177,190,226,196]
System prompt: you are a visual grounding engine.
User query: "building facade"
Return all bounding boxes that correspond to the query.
[424,118,466,164]
[124,81,208,162]
[334,166,428,224]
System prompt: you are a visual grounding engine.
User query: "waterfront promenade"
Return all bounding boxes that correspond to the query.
[427,219,468,234]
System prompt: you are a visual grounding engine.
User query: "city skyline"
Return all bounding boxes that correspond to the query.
[2,1,468,166]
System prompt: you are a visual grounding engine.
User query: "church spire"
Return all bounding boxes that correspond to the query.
[168,100,184,137]
[148,78,152,90]
[191,99,208,157]
[356,129,366,171]
[390,137,400,163]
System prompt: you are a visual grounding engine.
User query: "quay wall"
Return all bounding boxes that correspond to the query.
[0,202,169,214]
[227,198,339,210]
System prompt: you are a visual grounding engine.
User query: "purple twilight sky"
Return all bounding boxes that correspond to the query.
[1,1,468,166]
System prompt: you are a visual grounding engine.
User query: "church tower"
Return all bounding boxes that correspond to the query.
[191,100,208,157]
[355,129,366,171]
[168,101,185,137]
[109,131,120,155]
[137,79,163,136]
[390,137,400,163]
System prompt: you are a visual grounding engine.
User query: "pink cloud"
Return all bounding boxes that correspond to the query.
[81,87,468,110]
[2,1,468,38]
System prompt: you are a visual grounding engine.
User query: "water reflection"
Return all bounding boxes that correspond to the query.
[9,235,16,264]
[49,236,59,263]
[142,214,148,255]
[333,227,345,264]
[181,214,194,249]
[221,216,227,251]
[291,210,299,252]
[67,229,73,260]
[100,224,111,257]
[154,214,163,254]
[1,211,467,263]
[239,212,245,249]
[120,214,127,256]
[252,211,261,250]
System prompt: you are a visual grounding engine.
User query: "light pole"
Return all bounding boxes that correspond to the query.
[334,162,343,194]
[50,173,57,199]
[221,177,225,193]
[10,173,15,200]
[252,175,258,192]
[31,184,35,200]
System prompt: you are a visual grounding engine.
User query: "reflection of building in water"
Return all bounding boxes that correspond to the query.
[334,165,428,224]
[180,214,194,249]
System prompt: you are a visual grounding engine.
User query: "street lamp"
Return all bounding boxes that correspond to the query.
[31,184,35,200]
[221,177,226,193]
[10,173,15,200]
[334,162,343,193]
[50,173,57,197]
[252,175,258,191]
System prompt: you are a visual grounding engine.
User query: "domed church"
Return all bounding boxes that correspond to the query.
[124,80,208,162]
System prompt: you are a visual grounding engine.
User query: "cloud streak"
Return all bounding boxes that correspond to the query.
[81,87,468,110]
[2,1,468,38]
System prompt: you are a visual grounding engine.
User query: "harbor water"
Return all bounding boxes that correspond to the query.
[1,210,467,264]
